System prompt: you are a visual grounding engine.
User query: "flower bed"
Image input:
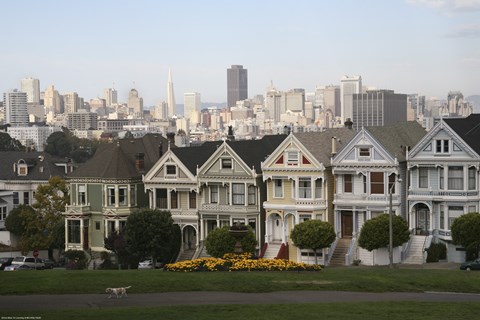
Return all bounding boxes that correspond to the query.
[165,253,321,272]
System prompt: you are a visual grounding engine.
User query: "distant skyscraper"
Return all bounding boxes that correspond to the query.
[167,69,176,118]
[184,92,201,119]
[351,89,407,131]
[63,92,80,114]
[20,77,40,104]
[128,88,143,118]
[3,89,28,126]
[265,86,283,122]
[104,88,118,107]
[323,85,341,117]
[44,85,62,114]
[227,65,248,108]
[340,75,362,124]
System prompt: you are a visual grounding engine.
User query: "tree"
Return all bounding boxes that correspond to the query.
[451,212,480,260]
[205,226,257,258]
[290,220,336,264]
[45,131,72,157]
[5,205,33,236]
[358,214,410,252]
[20,176,69,256]
[0,132,25,151]
[125,209,178,266]
[104,231,139,269]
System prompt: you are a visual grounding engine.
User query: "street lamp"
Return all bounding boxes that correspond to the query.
[389,178,402,269]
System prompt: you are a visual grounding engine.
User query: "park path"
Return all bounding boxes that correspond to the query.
[1,291,480,310]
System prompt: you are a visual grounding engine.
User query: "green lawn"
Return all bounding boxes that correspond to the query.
[1,266,479,295]
[3,302,480,320]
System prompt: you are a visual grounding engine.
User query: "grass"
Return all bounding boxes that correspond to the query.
[1,266,480,295]
[2,302,480,320]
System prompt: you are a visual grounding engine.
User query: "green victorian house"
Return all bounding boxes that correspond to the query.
[63,134,169,254]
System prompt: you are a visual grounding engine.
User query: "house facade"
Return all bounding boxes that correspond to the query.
[332,122,426,265]
[407,114,480,263]
[261,128,355,264]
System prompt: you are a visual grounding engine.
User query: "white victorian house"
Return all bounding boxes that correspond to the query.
[407,114,480,263]
[332,122,426,265]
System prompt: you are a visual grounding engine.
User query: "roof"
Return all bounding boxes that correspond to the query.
[171,141,222,175]
[0,152,70,181]
[69,134,169,179]
[444,114,480,155]
[294,128,356,165]
[365,121,427,162]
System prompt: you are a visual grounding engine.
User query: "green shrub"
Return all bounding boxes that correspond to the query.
[426,242,447,262]
[64,250,87,270]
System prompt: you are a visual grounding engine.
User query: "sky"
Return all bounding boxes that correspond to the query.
[1,0,479,106]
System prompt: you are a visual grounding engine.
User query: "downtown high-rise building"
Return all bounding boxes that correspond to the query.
[63,92,80,114]
[44,85,62,114]
[340,75,362,124]
[128,88,143,118]
[104,88,118,107]
[3,89,29,126]
[227,65,248,108]
[184,92,201,120]
[20,77,40,104]
[167,69,176,118]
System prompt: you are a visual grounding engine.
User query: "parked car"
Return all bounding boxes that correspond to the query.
[42,258,55,269]
[11,256,45,270]
[460,259,480,271]
[0,257,14,270]
[4,264,34,271]
[138,259,163,269]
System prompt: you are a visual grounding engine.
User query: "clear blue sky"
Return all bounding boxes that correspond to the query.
[1,0,479,106]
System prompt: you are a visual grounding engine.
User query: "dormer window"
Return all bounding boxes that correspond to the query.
[221,158,232,169]
[16,160,28,176]
[359,147,371,157]
[286,151,299,166]
[435,139,450,154]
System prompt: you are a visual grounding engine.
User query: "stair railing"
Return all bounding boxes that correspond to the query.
[345,237,357,266]
[325,237,339,266]
[422,235,433,263]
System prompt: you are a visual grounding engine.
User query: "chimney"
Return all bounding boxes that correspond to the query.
[344,118,353,129]
[331,136,337,155]
[166,132,175,145]
[227,126,235,141]
[135,153,145,171]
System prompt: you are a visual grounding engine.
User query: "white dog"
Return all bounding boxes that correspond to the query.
[105,286,131,298]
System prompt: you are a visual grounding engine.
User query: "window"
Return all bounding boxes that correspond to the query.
[189,191,196,209]
[166,165,176,176]
[300,214,311,222]
[468,167,476,190]
[95,221,101,230]
[362,174,367,194]
[18,165,27,176]
[370,172,384,194]
[67,220,81,243]
[118,187,127,205]
[210,186,218,203]
[419,168,428,188]
[273,179,283,198]
[13,192,19,206]
[440,206,444,230]
[23,191,29,205]
[448,166,463,190]
[315,179,322,198]
[436,139,450,153]
[439,168,444,189]
[359,147,370,157]
[119,220,126,232]
[298,178,311,199]
[232,183,245,205]
[248,185,256,205]
[156,189,168,209]
[107,187,115,206]
[107,220,116,235]
[170,191,178,209]
[78,185,86,205]
[0,206,7,221]
[221,158,232,169]
[448,206,463,229]
[344,174,352,193]
[388,174,396,194]
[286,151,299,166]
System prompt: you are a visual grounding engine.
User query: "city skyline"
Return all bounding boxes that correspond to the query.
[1,0,479,106]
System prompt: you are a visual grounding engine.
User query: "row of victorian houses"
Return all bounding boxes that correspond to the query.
[3,114,480,266]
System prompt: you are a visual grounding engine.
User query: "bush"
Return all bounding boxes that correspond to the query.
[426,242,447,262]
[64,250,87,270]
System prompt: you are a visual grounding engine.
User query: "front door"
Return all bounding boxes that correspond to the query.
[341,212,353,238]
[416,204,429,233]
[271,214,282,242]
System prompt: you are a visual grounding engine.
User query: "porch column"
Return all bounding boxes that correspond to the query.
[65,219,69,249]
[429,208,433,234]
[244,183,248,207]
[150,189,154,209]
[282,215,286,244]
[265,212,269,243]
[180,226,184,251]
[352,209,357,236]
[80,219,84,248]
[200,217,205,241]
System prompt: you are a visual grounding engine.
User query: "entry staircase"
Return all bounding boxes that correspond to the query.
[403,235,427,264]
[176,248,196,262]
[262,242,282,259]
[328,238,350,266]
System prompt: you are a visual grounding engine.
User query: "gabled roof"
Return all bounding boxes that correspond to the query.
[170,141,222,175]
[0,152,70,181]
[294,128,356,165]
[69,134,169,179]
[444,114,480,155]
[365,122,427,162]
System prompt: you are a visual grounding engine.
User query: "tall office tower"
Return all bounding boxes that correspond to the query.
[351,89,407,131]
[167,69,176,118]
[184,92,201,119]
[323,85,341,117]
[340,75,362,124]
[63,92,80,114]
[284,88,305,114]
[265,87,283,122]
[3,89,28,126]
[128,88,143,118]
[44,85,62,114]
[104,88,118,107]
[227,65,248,108]
[20,77,40,104]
